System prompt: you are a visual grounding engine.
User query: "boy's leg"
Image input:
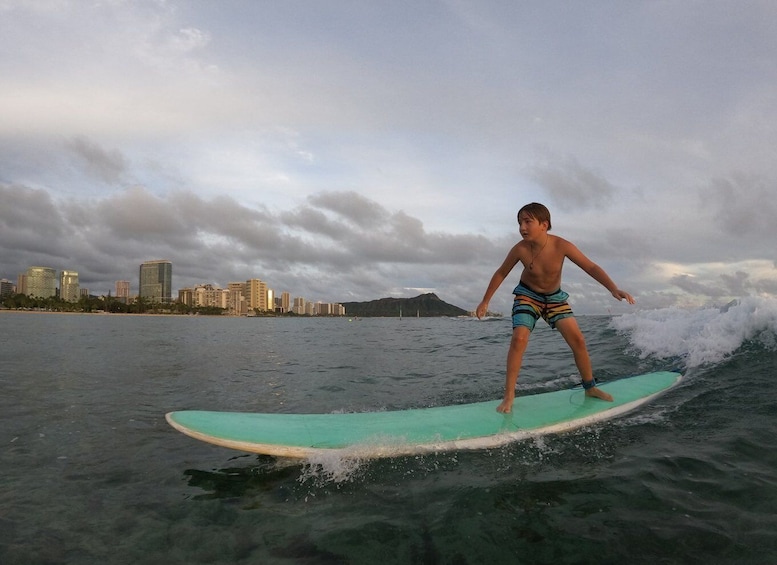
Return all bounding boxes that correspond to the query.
[497,326,531,413]
[554,317,613,402]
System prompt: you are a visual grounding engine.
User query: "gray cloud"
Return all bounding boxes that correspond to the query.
[308,191,390,228]
[529,155,618,212]
[755,276,777,295]
[65,137,128,184]
[670,271,758,301]
[0,183,499,308]
[702,174,777,237]
[720,272,751,296]
[670,275,729,298]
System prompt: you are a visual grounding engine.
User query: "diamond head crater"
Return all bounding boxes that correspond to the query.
[341,293,468,317]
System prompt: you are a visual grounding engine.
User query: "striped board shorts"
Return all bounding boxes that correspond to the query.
[512,282,574,330]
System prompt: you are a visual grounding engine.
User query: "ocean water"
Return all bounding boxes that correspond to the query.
[2,298,777,564]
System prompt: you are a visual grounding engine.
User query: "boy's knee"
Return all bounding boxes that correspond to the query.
[510,330,530,349]
[566,332,586,350]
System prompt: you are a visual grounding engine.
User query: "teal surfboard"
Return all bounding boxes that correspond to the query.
[166,371,681,459]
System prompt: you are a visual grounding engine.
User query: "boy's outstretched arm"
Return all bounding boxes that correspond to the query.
[566,244,635,304]
[476,272,504,319]
[585,263,635,303]
[476,246,521,318]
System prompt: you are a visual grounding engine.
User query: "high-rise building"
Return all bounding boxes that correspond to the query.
[245,278,268,312]
[228,282,246,315]
[60,270,80,302]
[215,288,230,309]
[0,279,14,298]
[191,284,228,309]
[178,287,194,307]
[139,260,172,303]
[16,274,27,296]
[23,266,56,298]
[115,280,130,302]
[280,291,290,313]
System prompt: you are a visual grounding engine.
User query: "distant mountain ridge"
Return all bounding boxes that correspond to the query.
[341,293,469,317]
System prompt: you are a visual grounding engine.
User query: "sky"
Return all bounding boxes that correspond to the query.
[1,0,776,315]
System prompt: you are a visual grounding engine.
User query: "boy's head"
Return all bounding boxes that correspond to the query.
[517,202,551,231]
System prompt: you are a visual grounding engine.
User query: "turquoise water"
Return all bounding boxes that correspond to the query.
[2,300,777,564]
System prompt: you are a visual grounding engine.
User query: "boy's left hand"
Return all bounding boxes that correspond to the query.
[612,289,635,304]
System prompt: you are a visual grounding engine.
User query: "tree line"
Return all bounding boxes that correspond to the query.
[1,293,225,315]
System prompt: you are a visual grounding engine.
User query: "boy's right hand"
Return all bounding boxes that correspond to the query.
[475,301,488,319]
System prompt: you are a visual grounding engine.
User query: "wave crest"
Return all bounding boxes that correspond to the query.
[611,296,777,369]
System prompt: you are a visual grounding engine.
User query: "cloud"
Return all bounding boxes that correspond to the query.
[670,274,722,298]
[755,275,777,295]
[308,191,389,229]
[670,270,759,302]
[529,155,618,211]
[65,137,128,184]
[702,173,777,237]
[0,183,499,308]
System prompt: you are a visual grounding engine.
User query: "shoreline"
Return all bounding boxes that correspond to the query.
[0,309,355,318]
[0,309,224,317]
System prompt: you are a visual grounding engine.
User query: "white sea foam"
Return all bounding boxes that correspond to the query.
[611,296,777,369]
[297,435,416,485]
[298,449,368,485]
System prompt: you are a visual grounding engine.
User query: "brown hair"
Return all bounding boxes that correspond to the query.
[517,202,551,230]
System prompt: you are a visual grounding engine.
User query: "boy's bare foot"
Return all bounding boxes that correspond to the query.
[585,386,614,402]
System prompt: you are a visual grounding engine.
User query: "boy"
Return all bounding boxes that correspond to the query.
[475,202,635,413]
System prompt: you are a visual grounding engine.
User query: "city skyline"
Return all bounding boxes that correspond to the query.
[5,261,346,314]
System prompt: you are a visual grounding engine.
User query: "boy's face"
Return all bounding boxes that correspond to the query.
[517,212,548,239]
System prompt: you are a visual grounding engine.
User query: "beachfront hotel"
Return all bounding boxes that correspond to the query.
[59,270,80,302]
[18,266,57,298]
[115,280,130,302]
[139,260,172,303]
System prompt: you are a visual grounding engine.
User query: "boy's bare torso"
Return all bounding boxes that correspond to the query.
[511,235,570,294]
